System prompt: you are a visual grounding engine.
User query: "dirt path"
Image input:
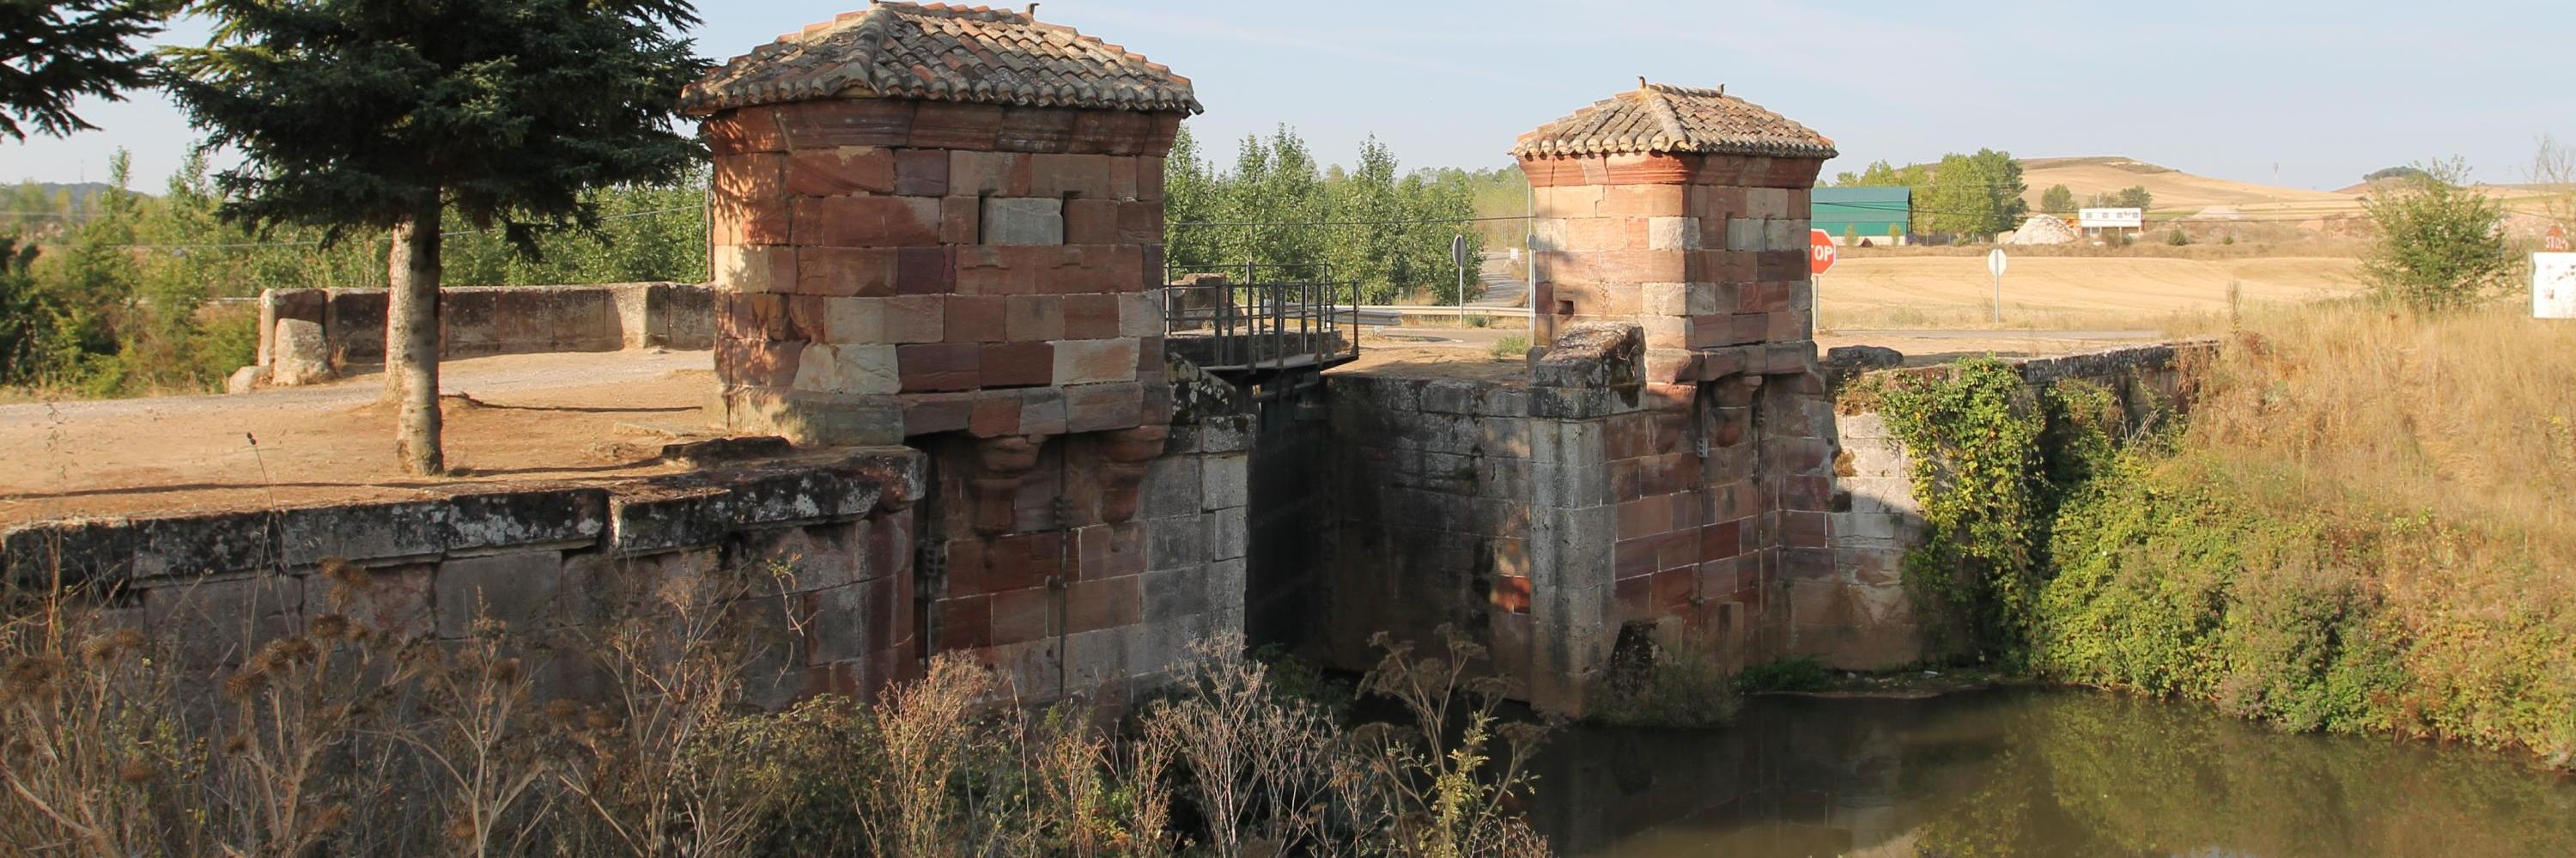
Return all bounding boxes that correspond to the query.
[1,350,718,526]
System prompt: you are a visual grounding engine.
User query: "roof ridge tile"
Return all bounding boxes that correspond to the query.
[684,3,1200,115]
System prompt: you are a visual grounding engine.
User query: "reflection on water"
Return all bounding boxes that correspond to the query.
[1534,688,2576,857]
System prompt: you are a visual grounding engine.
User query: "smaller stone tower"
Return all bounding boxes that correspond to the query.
[1515,81,1836,385]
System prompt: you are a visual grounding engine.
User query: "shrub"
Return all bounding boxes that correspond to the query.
[2166,228,2190,246]
[1491,334,1530,361]
[1733,656,1832,693]
[1589,642,1742,728]
[2359,158,2515,313]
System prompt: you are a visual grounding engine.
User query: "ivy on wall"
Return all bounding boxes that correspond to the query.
[1867,358,2127,666]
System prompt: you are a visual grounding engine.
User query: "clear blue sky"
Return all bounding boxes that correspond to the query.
[8,1,2570,191]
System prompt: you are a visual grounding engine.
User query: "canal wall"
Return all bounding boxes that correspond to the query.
[1819,341,2210,668]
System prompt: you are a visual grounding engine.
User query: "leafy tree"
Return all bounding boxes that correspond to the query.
[1332,136,1406,299]
[1833,160,1929,189]
[1163,125,1224,274]
[2365,166,2432,184]
[162,0,708,476]
[0,236,52,383]
[2087,186,2153,210]
[2359,159,2513,313]
[1921,149,2026,241]
[2041,185,2076,215]
[0,0,173,139]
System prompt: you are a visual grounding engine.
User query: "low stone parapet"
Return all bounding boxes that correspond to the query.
[246,282,715,388]
[1,449,927,706]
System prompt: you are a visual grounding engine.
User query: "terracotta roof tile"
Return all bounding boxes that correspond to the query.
[1513,82,1835,160]
[682,3,1200,116]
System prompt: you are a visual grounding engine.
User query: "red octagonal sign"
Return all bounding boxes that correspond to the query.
[1809,228,1838,276]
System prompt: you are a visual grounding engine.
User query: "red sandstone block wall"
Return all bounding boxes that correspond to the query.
[1517,152,1823,383]
[704,100,1182,445]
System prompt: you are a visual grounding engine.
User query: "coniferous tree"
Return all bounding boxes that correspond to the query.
[161,0,708,475]
[0,0,173,139]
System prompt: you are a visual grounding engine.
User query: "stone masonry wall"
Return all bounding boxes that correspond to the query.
[254,282,714,378]
[702,99,1177,446]
[1522,153,1822,386]
[1818,342,2210,668]
[1323,373,1536,684]
[0,451,928,707]
[921,415,1249,705]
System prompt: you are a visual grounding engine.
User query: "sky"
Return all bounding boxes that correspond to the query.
[7,0,2572,192]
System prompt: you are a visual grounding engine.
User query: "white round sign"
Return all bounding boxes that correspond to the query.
[1987,248,2008,278]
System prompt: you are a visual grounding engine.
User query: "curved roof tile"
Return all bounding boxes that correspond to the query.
[1513,82,1836,160]
[682,3,1202,116]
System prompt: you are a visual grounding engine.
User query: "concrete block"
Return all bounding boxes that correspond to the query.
[1140,457,1202,520]
[1206,506,1247,561]
[1053,338,1139,386]
[130,511,274,580]
[1725,218,1766,253]
[794,343,902,396]
[981,197,1066,246]
[1146,515,1207,570]
[434,551,565,637]
[279,501,449,567]
[1119,292,1160,338]
[1647,216,1701,250]
[272,319,334,386]
[444,488,608,554]
[1201,453,1249,509]
[1142,567,1211,618]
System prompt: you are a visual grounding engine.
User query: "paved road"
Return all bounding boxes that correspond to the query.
[1468,253,1528,308]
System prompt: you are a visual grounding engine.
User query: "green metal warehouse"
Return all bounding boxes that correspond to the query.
[1813,186,1910,245]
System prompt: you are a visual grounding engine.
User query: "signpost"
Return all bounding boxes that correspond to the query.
[2547,224,2571,253]
[1987,248,2008,323]
[1451,234,1470,316]
[1809,228,1838,277]
[2537,253,2576,319]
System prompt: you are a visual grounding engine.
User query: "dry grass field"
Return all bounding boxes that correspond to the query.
[2017,156,2573,231]
[1817,254,2364,331]
[2020,156,2354,211]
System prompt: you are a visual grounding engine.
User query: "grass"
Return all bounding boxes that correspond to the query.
[2029,299,2576,767]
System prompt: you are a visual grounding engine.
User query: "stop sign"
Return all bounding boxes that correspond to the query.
[1809,228,1838,276]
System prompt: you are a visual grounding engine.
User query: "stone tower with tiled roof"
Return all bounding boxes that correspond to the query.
[1506,82,1846,709]
[684,3,1238,703]
[1514,81,1838,377]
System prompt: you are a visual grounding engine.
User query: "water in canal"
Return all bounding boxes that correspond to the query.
[1534,687,2576,857]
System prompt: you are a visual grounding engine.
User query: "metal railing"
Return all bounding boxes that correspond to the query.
[1162,263,1359,373]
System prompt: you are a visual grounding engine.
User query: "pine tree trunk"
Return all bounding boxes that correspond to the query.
[386,196,444,476]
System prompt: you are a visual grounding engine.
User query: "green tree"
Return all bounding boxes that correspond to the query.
[0,0,173,139]
[0,237,52,383]
[2359,159,2513,313]
[1834,160,1930,188]
[2041,185,2076,215]
[1163,125,1223,275]
[2087,186,2153,210]
[1921,149,2027,241]
[162,0,708,475]
[1332,136,1406,301]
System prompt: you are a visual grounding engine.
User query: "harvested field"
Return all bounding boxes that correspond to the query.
[1817,255,2363,330]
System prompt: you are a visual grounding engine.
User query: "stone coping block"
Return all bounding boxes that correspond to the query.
[1833,339,2218,397]
[2,450,927,588]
